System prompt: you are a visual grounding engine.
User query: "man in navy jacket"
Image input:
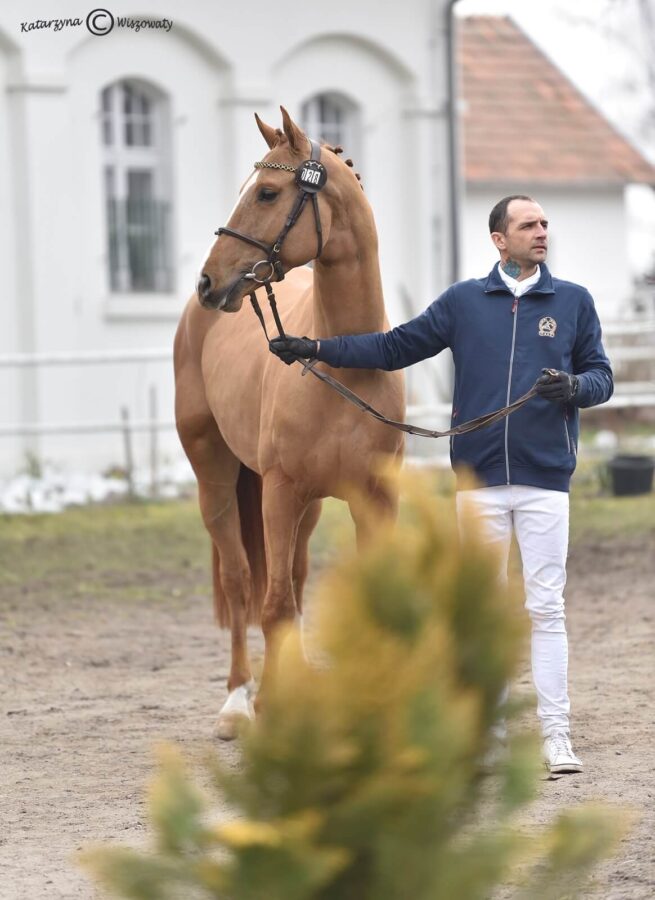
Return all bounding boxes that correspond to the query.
[270,195,613,774]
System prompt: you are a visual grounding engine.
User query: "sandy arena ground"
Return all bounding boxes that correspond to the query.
[1,533,654,899]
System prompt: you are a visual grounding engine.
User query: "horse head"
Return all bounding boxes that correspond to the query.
[198,106,358,311]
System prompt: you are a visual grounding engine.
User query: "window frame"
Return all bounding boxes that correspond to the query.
[100,78,174,297]
[301,92,361,164]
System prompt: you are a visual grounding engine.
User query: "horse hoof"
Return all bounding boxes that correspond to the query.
[214,683,255,741]
[214,711,251,741]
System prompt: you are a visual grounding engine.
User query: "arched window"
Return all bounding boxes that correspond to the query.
[301,92,360,160]
[101,79,173,293]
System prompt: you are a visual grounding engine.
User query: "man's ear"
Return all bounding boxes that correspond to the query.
[491,232,506,251]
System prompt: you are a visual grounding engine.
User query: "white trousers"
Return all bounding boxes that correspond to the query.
[456,485,570,737]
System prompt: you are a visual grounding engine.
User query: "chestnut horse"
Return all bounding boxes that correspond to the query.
[174,107,404,738]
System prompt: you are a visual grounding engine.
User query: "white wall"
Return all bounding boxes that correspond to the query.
[273,33,415,327]
[0,29,29,471]
[462,185,631,322]
[1,4,645,480]
[0,0,459,478]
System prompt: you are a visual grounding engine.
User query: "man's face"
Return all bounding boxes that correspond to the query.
[491,199,548,267]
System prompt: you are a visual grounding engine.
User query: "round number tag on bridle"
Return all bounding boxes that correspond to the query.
[295,160,328,193]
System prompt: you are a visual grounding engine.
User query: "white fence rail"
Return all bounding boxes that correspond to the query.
[0,348,171,368]
[1,318,654,442]
[0,419,176,438]
[603,319,655,336]
[1,348,174,440]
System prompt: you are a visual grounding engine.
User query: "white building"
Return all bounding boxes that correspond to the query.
[0,5,653,480]
[0,0,460,479]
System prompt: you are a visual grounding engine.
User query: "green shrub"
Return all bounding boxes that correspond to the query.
[82,475,624,899]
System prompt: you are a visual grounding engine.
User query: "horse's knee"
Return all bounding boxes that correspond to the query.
[261,578,296,636]
[200,495,234,529]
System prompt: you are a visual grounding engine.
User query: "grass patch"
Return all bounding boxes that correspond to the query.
[0,501,210,601]
[1,465,653,600]
[570,493,655,541]
[569,460,655,540]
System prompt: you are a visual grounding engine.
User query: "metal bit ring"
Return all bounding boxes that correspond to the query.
[244,260,276,283]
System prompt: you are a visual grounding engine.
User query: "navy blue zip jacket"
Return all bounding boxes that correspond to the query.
[316,264,613,492]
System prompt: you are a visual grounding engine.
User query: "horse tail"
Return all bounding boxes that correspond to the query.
[237,465,267,624]
[212,464,267,628]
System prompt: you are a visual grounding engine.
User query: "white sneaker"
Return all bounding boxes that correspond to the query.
[543,731,583,774]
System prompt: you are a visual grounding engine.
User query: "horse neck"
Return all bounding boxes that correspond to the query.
[312,201,387,338]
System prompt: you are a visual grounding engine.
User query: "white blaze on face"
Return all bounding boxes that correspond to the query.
[198,168,258,275]
[228,168,258,220]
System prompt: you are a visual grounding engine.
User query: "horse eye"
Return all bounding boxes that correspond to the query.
[258,188,278,202]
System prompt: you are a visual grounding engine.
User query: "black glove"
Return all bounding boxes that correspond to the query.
[535,368,579,402]
[269,335,318,366]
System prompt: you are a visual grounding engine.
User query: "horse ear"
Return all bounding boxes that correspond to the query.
[280,106,307,153]
[254,113,279,149]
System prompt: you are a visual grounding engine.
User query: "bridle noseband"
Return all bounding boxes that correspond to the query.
[215,138,326,285]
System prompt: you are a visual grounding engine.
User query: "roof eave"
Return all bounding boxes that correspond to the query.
[465,177,655,190]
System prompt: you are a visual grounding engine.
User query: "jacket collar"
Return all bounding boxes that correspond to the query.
[484,262,555,296]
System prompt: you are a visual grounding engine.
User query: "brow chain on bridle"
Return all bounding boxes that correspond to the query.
[253,161,297,173]
[216,142,540,438]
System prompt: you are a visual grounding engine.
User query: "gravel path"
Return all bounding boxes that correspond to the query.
[1,534,653,899]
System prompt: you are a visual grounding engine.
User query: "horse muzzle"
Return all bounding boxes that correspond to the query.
[197,272,248,312]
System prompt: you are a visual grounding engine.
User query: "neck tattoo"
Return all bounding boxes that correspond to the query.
[502,259,521,279]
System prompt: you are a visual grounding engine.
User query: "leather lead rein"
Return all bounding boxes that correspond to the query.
[248,291,539,439]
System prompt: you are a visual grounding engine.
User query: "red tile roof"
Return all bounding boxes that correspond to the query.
[458,16,655,186]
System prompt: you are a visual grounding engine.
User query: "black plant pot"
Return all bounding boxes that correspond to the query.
[608,455,655,497]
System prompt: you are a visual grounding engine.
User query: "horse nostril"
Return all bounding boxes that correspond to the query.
[198,273,212,297]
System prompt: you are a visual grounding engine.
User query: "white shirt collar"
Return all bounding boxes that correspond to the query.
[497,262,541,297]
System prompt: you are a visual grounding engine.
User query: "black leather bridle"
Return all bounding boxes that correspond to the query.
[215,138,325,290]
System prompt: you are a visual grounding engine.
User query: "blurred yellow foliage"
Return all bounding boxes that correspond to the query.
[82,472,625,900]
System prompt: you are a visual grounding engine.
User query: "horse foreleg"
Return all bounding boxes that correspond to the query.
[292,499,322,659]
[175,348,256,739]
[257,470,307,711]
[197,477,255,740]
[292,500,322,614]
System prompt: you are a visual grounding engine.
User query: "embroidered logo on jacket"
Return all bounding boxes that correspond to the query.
[538,316,557,338]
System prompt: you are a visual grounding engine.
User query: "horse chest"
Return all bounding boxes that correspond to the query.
[267,389,402,493]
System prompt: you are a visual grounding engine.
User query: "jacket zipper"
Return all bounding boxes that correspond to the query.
[505,293,520,484]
